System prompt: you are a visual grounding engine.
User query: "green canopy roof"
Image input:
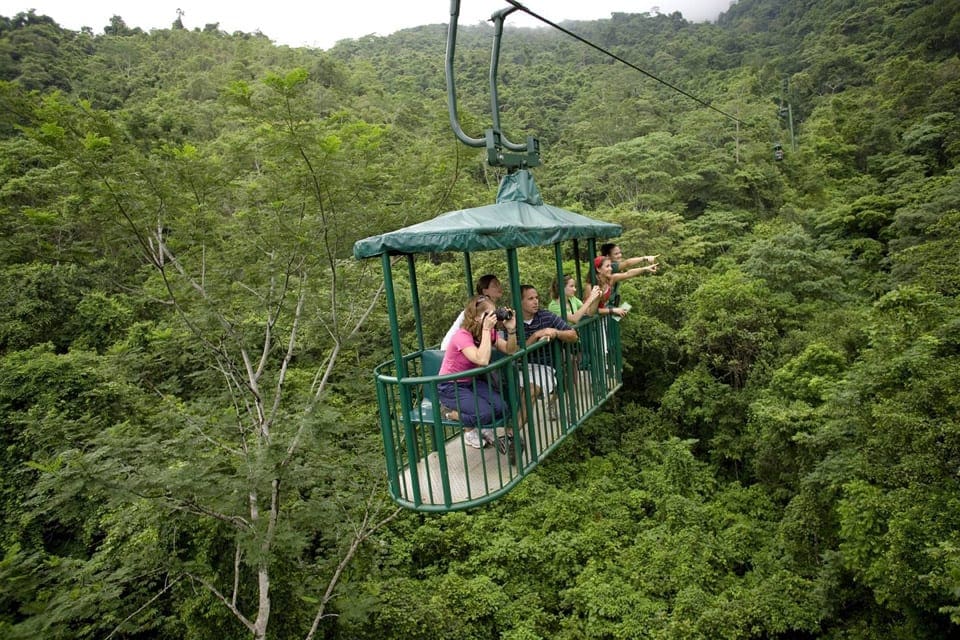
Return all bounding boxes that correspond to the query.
[353,171,621,259]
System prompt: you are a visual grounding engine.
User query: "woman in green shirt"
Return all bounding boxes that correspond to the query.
[548,274,601,324]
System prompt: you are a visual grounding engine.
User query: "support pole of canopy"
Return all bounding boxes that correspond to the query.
[383,253,423,504]
[463,252,473,302]
[573,240,586,300]
[375,374,400,498]
[553,241,571,427]
[407,255,425,353]
[383,253,404,375]
[553,243,567,321]
[505,246,536,461]
[572,239,583,298]
[587,239,599,284]
[506,247,523,343]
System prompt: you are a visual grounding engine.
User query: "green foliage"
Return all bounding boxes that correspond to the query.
[0,263,89,351]
[659,365,743,451]
[742,221,848,310]
[340,442,825,640]
[681,208,753,265]
[679,269,785,389]
[1,1,959,638]
[618,263,703,402]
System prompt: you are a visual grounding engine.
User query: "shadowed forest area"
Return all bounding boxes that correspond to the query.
[1,0,959,638]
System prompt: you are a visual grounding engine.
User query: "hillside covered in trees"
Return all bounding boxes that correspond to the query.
[1,0,959,638]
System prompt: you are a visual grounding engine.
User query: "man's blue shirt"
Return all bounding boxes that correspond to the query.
[522,310,572,366]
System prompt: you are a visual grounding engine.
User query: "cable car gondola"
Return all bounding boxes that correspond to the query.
[351,1,627,512]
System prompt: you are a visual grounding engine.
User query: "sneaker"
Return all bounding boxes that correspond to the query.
[497,434,525,466]
[463,429,483,449]
[481,429,496,447]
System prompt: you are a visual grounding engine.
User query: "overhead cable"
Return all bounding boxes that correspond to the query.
[504,0,747,126]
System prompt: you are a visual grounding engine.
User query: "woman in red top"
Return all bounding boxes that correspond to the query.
[593,256,628,320]
[593,253,659,319]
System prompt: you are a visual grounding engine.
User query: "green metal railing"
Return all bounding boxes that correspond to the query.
[374,314,622,512]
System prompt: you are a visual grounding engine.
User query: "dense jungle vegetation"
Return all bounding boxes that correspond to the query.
[1,0,959,638]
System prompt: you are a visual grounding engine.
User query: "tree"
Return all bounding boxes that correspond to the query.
[679,269,784,389]
[1,68,403,639]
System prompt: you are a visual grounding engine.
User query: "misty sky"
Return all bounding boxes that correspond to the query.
[2,0,737,49]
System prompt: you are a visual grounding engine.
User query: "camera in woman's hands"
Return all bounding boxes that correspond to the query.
[494,307,513,321]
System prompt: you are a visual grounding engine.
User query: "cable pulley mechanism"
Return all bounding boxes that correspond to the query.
[446,0,540,169]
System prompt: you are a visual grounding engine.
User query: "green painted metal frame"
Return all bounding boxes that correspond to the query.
[372,239,623,512]
[363,1,627,511]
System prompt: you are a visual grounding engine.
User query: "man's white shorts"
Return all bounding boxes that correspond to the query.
[523,363,556,395]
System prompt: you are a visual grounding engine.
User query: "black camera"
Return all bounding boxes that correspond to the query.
[494,307,513,321]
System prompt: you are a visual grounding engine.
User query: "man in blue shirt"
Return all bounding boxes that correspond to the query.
[519,285,578,419]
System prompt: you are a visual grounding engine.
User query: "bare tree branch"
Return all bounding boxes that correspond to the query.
[176,498,251,531]
[232,541,243,608]
[105,573,185,640]
[347,274,388,342]
[266,268,307,431]
[304,494,403,640]
[186,572,256,634]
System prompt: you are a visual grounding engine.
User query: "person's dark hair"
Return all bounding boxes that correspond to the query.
[475,274,498,295]
[520,284,536,297]
[600,243,618,257]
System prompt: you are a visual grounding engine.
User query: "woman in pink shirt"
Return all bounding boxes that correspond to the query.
[438,294,518,448]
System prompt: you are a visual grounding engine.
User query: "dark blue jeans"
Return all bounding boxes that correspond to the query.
[437,378,511,427]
